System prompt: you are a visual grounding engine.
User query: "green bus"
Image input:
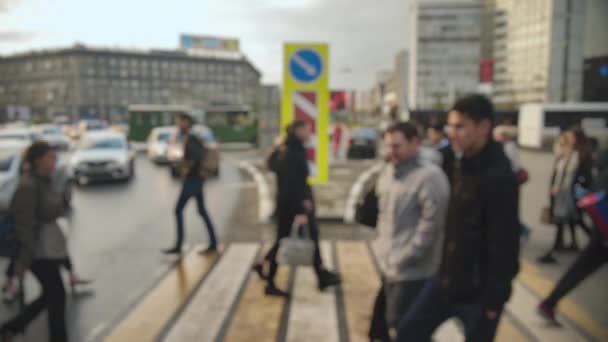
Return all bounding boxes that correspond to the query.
[127,105,203,142]
[205,104,258,145]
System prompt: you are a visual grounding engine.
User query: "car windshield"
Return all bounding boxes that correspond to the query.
[42,127,61,135]
[157,132,172,142]
[87,123,106,131]
[0,149,18,172]
[200,130,215,143]
[352,128,378,140]
[83,138,125,150]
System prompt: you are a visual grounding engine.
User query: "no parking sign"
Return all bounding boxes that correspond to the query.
[281,43,329,184]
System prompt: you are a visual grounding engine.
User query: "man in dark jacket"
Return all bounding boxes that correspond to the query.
[262,119,341,296]
[396,95,520,341]
[163,113,217,255]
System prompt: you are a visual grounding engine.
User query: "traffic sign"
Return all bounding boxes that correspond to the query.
[282,43,329,184]
[289,49,323,84]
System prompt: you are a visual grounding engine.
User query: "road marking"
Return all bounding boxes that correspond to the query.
[344,163,384,223]
[239,161,274,223]
[85,321,109,342]
[104,249,219,342]
[286,241,340,342]
[507,281,587,341]
[517,260,608,341]
[336,241,381,342]
[224,244,290,342]
[163,243,259,342]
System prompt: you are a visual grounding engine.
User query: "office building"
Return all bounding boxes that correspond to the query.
[408,0,481,110]
[0,42,261,122]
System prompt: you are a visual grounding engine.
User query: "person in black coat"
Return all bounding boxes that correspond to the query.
[397,95,520,342]
[253,120,341,297]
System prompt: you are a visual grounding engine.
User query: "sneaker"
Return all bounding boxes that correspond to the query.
[162,247,182,255]
[318,270,341,291]
[537,254,558,264]
[252,263,267,280]
[537,302,559,325]
[265,284,289,297]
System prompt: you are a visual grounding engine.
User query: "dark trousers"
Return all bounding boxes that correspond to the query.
[396,277,502,342]
[369,279,427,341]
[6,257,72,279]
[174,177,217,249]
[3,260,67,342]
[264,208,323,286]
[545,236,608,307]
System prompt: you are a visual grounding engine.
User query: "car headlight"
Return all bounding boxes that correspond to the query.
[111,156,129,167]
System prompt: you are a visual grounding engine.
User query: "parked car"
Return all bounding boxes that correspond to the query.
[70,131,135,185]
[347,127,380,159]
[147,126,177,164]
[167,125,219,178]
[0,127,43,143]
[33,124,71,151]
[0,140,73,211]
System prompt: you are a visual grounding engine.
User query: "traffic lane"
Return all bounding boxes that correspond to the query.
[0,155,242,342]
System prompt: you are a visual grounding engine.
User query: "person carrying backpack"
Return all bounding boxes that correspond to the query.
[163,113,218,255]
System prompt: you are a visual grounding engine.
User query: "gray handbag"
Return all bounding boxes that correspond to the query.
[553,189,578,223]
[277,224,315,266]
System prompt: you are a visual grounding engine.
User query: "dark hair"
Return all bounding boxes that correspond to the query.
[451,94,494,124]
[386,122,420,141]
[289,119,309,133]
[428,122,445,133]
[177,113,195,126]
[24,141,53,172]
[568,127,592,162]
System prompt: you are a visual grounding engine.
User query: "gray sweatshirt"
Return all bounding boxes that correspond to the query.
[373,155,450,282]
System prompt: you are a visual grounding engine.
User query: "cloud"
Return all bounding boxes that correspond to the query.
[0,0,21,12]
[0,30,35,42]
[233,0,409,89]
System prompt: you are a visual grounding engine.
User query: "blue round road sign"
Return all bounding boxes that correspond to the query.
[289,48,323,83]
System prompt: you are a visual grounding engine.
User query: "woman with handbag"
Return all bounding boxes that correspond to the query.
[1,141,69,342]
[539,129,593,264]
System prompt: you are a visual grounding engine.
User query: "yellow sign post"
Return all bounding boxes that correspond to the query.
[281,43,329,184]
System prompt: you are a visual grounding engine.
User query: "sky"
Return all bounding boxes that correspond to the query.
[0,0,409,90]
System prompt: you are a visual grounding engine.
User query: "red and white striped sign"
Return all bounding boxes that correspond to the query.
[293,91,319,177]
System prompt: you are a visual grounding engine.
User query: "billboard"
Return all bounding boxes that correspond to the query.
[281,43,329,184]
[180,34,240,52]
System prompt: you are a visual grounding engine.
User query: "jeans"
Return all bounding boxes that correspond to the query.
[3,259,67,342]
[174,177,217,250]
[264,208,323,286]
[545,236,608,307]
[369,279,427,341]
[396,277,502,342]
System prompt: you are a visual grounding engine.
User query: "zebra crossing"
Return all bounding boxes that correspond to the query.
[106,241,595,342]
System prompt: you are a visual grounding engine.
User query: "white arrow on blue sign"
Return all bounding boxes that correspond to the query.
[289,48,323,83]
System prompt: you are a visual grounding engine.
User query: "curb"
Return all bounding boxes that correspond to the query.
[238,160,274,223]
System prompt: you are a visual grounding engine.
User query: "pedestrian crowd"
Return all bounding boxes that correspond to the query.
[1,94,607,342]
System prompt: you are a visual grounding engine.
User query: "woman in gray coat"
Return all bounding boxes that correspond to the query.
[1,141,68,342]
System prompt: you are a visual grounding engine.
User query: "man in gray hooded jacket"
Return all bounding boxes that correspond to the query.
[372,122,450,339]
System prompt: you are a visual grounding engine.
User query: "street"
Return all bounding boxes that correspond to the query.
[0,153,244,342]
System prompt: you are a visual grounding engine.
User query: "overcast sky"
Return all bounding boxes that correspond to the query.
[0,0,409,90]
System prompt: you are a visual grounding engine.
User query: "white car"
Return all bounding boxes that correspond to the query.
[0,140,73,212]
[0,127,43,143]
[33,124,71,151]
[147,126,177,164]
[70,131,135,185]
[73,120,108,140]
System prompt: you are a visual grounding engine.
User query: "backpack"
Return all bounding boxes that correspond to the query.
[267,145,286,174]
[199,144,220,179]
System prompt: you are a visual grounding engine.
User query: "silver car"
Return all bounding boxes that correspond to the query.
[70,131,136,185]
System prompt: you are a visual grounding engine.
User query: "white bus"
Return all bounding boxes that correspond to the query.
[518,103,608,149]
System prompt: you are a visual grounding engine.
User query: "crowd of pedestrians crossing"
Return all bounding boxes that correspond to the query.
[1,93,606,342]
